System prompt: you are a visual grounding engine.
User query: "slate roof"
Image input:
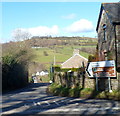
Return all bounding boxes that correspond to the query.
[61,54,88,69]
[96,2,120,31]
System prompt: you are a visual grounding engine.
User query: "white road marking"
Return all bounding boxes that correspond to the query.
[24,104,30,108]
[60,100,69,104]
[53,101,59,106]
[37,102,41,105]
[33,102,37,106]
[44,101,50,106]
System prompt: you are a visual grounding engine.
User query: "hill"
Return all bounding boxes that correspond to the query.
[2,36,97,75]
[25,36,97,47]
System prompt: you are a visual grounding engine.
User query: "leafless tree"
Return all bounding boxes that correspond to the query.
[12,29,31,42]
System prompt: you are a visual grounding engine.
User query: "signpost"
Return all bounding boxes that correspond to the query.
[86,60,116,92]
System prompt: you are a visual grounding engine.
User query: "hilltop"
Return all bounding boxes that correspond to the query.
[25,36,97,47]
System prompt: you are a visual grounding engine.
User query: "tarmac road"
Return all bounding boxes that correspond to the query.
[1,83,120,115]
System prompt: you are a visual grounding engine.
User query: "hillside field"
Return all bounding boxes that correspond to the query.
[32,45,96,68]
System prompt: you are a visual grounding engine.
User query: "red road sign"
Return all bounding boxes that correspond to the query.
[92,66,116,77]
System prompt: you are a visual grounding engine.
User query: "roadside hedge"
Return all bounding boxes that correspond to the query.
[2,54,28,92]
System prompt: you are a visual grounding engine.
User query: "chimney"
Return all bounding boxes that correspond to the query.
[73,49,79,55]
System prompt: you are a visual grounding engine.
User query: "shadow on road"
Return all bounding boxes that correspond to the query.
[2,83,50,95]
[2,83,120,115]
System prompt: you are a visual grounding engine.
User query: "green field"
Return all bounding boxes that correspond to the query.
[31,45,95,68]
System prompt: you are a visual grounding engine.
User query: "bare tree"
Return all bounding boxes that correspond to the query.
[12,29,31,41]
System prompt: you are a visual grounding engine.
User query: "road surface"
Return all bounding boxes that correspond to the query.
[1,83,120,115]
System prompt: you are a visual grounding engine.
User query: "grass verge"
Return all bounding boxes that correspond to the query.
[47,83,120,101]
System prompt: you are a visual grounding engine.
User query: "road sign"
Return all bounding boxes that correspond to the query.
[86,60,116,78]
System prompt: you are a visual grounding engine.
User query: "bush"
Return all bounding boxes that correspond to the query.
[43,51,48,56]
[80,88,94,97]
[2,54,28,92]
[68,88,74,97]
[2,42,34,92]
[2,54,17,66]
[60,87,69,96]
[95,90,120,100]
[48,83,60,94]
[48,84,83,98]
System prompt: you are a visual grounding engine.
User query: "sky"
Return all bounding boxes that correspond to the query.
[1,1,119,43]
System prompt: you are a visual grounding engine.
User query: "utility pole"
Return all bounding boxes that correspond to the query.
[54,55,56,65]
[54,45,56,66]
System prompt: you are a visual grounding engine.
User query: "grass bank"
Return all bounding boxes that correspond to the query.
[47,83,120,101]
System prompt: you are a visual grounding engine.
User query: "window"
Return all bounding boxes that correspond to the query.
[103,24,107,41]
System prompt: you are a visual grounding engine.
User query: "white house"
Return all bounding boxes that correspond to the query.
[36,72,40,76]
[39,71,49,76]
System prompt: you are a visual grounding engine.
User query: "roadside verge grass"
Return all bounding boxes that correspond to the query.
[47,83,120,101]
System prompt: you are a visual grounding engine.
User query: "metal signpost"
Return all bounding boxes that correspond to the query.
[86,60,116,92]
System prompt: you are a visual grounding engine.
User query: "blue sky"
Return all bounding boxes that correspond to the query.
[1,1,118,43]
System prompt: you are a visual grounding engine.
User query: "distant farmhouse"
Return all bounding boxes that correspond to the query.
[96,2,120,72]
[35,71,48,76]
[61,49,88,69]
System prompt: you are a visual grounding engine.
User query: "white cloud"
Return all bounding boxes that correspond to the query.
[12,25,59,39]
[65,19,94,33]
[61,13,76,19]
[28,25,59,36]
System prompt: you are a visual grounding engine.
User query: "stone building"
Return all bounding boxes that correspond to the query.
[96,2,120,90]
[96,2,120,71]
[61,49,88,69]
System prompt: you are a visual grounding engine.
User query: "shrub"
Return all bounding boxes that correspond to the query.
[2,42,34,92]
[2,54,17,66]
[2,54,28,92]
[69,88,74,97]
[60,87,69,96]
[95,90,120,100]
[43,51,48,56]
[80,88,93,97]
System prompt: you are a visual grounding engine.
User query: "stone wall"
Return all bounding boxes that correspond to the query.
[53,71,119,91]
[85,77,119,91]
[97,9,120,91]
[97,9,116,61]
[116,25,120,70]
[111,79,119,90]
